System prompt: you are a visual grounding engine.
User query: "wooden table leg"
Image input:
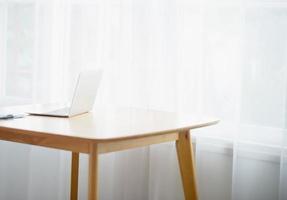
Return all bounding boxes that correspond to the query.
[70,152,79,200]
[176,131,198,200]
[88,144,99,200]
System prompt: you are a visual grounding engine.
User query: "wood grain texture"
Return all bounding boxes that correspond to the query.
[176,131,198,200]
[70,152,79,200]
[0,127,90,153]
[98,132,178,154]
[88,144,99,200]
[0,105,219,200]
[0,105,219,142]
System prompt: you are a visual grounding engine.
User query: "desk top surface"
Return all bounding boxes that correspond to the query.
[0,104,219,142]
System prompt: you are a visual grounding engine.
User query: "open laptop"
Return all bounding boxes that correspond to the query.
[28,70,103,118]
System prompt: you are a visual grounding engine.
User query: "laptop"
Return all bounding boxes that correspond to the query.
[28,70,103,118]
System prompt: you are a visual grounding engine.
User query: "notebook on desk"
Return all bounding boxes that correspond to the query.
[28,70,103,118]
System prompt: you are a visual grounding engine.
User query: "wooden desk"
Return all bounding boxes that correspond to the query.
[0,105,218,200]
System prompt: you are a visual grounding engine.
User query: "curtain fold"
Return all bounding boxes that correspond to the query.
[0,0,286,199]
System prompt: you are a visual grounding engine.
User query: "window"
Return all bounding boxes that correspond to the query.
[0,1,35,105]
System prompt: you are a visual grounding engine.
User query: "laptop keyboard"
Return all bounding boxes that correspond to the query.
[47,107,70,115]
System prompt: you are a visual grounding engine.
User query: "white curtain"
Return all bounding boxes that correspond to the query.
[0,0,287,199]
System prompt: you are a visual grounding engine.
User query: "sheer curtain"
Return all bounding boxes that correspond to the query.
[0,0,287,199]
